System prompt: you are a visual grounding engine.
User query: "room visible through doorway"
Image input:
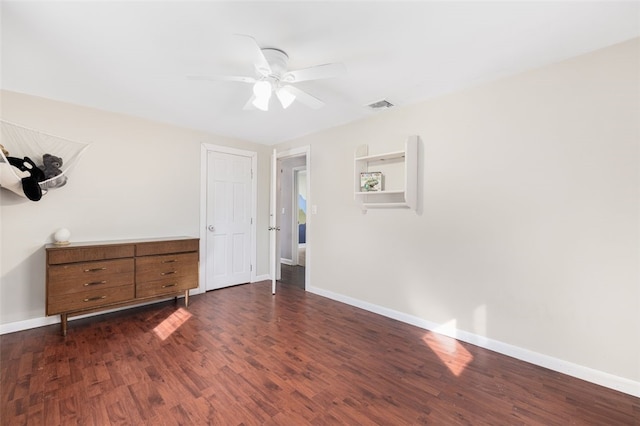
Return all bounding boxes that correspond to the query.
[277,154,307,290]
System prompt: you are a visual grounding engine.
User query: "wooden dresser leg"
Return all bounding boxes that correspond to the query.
[184,290,189,307]
[61,314,68,337]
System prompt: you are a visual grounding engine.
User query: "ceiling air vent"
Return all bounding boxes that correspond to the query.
[366,99,394,110]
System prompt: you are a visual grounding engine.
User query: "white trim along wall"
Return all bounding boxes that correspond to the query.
[307,285,640,398]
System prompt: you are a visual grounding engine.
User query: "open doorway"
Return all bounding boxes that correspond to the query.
[294,167,306,268]
[277,154,307,290]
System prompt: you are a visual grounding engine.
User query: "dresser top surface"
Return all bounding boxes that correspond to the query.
[45,236,198,251]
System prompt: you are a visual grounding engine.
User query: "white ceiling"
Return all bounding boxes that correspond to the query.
[2,1,639,145]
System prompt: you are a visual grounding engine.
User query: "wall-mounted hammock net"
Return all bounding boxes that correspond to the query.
[0,120,89,201]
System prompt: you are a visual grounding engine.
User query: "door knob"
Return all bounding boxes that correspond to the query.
[208,225,215,232]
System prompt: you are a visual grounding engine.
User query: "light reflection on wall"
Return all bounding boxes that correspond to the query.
[473,304,487,337]
[153,308,193,340]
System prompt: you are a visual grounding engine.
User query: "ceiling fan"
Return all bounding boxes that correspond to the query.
[189,35,346,111]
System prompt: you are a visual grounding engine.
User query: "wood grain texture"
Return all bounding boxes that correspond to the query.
[47,259,134,295]
[135,252,199,298]
[135,239,200,257]
[2,280,638,425]
[47,244,135,265]
[45,237,199,335]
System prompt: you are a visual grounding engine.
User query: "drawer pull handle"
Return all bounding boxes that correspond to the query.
[84,280,107,286]
[161,271,176,276]
[84,296,107,302]
[162,283,177,289]
[162,260,177,264]
[84,267,107,272]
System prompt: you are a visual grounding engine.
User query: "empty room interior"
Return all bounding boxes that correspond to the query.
[1,1,639,424]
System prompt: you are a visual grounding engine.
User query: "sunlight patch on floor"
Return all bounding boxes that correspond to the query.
[153,308,192,340]
[424,319,474,377]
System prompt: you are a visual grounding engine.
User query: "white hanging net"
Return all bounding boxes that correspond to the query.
[0,120,89,200]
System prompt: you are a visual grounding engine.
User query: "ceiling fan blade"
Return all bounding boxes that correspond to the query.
[243,95,257,110]
[282,85,325,109]
[281,62,346,83]
[234,34,272,76]
[187,75,256,84]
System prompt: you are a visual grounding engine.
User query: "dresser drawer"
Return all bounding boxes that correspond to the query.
[48,259,134,295]
[136,275,197,298]
[47,244,135,265]
[135,252,198,283]
[47,284,135,315]
[136,252,198,298]
[136,239,198,257]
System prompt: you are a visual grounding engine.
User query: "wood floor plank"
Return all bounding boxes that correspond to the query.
[1,278,638,425]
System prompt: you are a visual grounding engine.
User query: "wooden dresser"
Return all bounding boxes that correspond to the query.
[46,237,199,336]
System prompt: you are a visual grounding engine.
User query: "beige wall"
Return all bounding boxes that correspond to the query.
[278,39,640,383]
[0,90,272,324]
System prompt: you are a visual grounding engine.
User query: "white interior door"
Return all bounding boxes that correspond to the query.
[206,150,252,290]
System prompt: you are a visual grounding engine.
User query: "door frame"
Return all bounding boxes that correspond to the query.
[199,143,258,294]
[271,145,311,293]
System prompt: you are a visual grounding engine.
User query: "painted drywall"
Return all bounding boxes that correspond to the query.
[277,38,640,383]
[0,90,272,325]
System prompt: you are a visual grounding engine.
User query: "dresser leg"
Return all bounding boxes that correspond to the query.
[61,314,68,336]
[184,290,190,307]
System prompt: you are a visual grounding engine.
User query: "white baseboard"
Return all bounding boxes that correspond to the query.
[1,279,275,335]
[280,258,294,266]
[1,279,268,335]
[0,296,185,335]
[4,283,637,398]
[306,285,640,398]
[1,315,60,335]
[253,274,270,282]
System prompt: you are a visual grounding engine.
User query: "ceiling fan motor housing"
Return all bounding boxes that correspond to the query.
[260,48,289,79]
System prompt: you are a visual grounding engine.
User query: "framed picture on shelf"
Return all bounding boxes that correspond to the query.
[360,172,383,192]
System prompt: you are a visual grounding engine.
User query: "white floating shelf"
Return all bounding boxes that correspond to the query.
[362,202,412,209]
[354,136,419,212]
[355,150,406,163]
[354,190,406,196]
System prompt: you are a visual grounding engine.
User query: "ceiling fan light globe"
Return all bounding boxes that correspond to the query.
[253,81,272,98]
[252,96,270,111]
[276,89,296,109]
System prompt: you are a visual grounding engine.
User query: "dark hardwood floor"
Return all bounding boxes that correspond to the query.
[279,264,305,290]
[1,281,638,425]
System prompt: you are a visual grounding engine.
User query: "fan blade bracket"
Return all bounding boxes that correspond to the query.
[256,65,271,77]
[281,74,296,83]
